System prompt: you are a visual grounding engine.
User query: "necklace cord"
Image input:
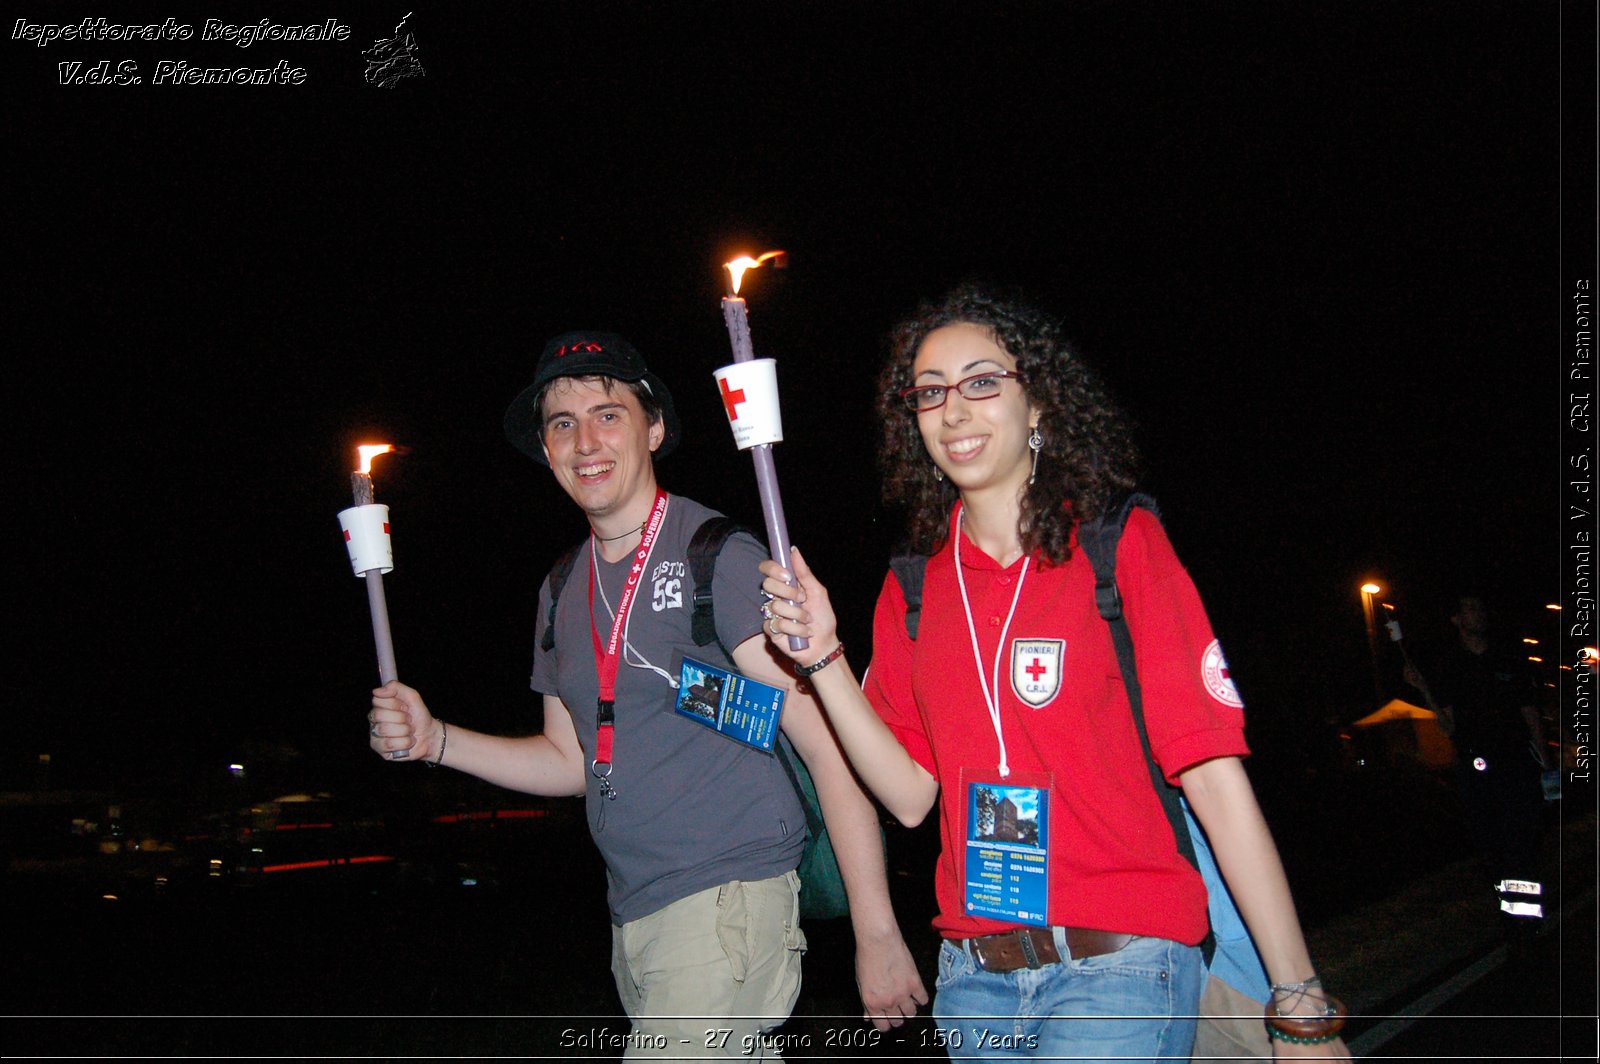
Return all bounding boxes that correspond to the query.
[593,521,645,543]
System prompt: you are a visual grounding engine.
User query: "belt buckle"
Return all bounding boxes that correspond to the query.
[1016,928,1043,970]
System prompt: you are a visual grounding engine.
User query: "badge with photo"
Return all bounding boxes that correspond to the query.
[674,656,785,753]
[963,775,1053,926]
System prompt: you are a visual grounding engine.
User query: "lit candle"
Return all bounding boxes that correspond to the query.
[718,251,806,652]
[339,444,400,683]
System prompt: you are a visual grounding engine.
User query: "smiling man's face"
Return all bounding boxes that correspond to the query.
[540,375,664,526]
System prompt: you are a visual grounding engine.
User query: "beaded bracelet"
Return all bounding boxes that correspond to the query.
[1264,992,1347,1044]
[795,643,845,677]
[427,720,448,768]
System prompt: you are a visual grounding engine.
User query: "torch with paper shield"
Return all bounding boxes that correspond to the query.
[716,251,807,651]
[338,443,402,684]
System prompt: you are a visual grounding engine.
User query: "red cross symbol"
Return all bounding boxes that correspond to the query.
[719,377,747,422]
[1025,658,1048,682]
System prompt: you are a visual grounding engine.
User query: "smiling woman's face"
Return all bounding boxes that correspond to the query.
[911,322,1038,499]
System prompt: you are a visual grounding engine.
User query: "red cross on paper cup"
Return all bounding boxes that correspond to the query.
[712,358,784,451]
[337,503,394,576]
[718,376,747,422]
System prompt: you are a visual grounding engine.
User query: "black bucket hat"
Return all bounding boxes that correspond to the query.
[503,330,682,466]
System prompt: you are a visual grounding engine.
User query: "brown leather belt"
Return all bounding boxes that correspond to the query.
[959,927,1134,972]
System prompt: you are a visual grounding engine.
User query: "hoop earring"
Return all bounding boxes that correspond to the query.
[934,465,945,482]
[1027,426,1043,485]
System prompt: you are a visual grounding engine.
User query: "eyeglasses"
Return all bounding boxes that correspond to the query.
[898,371,1022,412]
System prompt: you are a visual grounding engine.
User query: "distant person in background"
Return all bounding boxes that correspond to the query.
[366,332,926,1057]
[1406,593,1549,924]
[758,285,1350,1059]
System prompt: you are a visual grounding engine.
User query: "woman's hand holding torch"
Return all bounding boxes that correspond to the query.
[759,548,843,672]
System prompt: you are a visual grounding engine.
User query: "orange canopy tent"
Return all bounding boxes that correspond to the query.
[1353,699,1456,768]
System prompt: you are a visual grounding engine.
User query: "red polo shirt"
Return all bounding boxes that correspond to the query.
[864,506,1249,943]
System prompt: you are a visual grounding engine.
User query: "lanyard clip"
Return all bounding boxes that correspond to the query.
[591,758,617,800]
[596,698,616,725]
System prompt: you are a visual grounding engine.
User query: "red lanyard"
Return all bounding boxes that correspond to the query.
[586,489,669,796]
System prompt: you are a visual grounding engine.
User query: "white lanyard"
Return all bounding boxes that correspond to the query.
[953,506,1029,778]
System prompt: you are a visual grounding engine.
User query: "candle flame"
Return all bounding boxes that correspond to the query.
[356,444,396,475]
[724,250,787,295]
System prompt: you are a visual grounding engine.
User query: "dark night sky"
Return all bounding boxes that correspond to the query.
[4,1,1584,793]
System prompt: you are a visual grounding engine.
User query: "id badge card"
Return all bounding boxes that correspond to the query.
[674,655,784,753]
[962,771,1053,926]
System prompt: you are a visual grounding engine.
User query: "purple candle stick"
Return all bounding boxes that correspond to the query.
[721,253,806,652]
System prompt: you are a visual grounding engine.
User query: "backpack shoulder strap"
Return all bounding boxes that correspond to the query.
[1081,492,1213,962]
[687,515,761,650]
[538,541,586,653]
[889,551,930,640]
[1076,491,1161,622]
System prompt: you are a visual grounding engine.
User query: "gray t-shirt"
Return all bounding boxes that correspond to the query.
[530,494,807,924]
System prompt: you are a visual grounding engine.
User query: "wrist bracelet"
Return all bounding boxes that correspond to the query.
[795,643,845,677]
[1270,975,1323,995]
[428,720,447,768]
[1264,992,1347,1044]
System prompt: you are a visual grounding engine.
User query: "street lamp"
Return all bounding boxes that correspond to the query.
[1360,581,1384,701]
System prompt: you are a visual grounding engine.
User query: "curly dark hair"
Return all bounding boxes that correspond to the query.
[876,283,1140,565]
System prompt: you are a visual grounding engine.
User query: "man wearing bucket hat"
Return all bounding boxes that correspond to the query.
[368,331,927,1054]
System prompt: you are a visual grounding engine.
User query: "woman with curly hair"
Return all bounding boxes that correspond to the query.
[759,285,1348,1060]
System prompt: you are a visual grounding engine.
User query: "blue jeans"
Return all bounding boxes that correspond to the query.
[933,930,1203,1062]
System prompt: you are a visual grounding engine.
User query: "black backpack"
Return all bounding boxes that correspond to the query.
[539,516,853,920]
